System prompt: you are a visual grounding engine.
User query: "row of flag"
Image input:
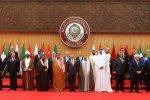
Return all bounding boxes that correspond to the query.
[1,42,150,64]
[0,42,58,64]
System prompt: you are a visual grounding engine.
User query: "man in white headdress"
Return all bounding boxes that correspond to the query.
[22,50,34,90]
[95,47,113,92]
[89,43,97,83]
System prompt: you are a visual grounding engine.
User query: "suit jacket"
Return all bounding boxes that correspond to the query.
[114,57,127,75]
[34,55,40,69]
[7,58,20,73]
[66,59,77,75]
[129,59,143,76]
[144,58,150,76]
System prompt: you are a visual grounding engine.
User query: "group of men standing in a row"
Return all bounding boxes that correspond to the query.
[0,46,150,93]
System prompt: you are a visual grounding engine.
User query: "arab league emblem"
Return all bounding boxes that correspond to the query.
[59,17,90,47]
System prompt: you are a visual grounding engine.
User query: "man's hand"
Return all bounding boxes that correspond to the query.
[136,71,141,74]
[44,69,47,72]
[113,71,116,74]
[100,67,104,70]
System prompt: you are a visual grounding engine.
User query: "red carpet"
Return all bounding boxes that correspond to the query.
[1,89,150,100]
[1,78,150,100]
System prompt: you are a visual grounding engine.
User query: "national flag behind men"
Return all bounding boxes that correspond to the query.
[21,43,25,58]
[138,45,143,57]
[41,42,45,52]
[46,44,52,58]
[146,45,150,57]
[111,44,116,61]
[15,41,19,53]
[28,44,32,56]
[34,42,38,56]
[125,45,130,55]
[8,43,11,53]
[1,43,6,62]
[53,44,58,54]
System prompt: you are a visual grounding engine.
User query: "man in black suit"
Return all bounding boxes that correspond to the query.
[7,53,20,91]
[76,51,83,86]
[66,55,77,91]
[48,52,56,85]
[0,58,2,90]
[129,54,143,93]
[34,49,41,85]
[114,52,127,92]
[144,57,150,92]
[64,51,70,85]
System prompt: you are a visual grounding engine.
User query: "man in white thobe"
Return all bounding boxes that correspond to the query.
[95,48,113,92]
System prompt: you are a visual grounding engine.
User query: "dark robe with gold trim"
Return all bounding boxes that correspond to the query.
[37,60,49,91]
[22,58,34,90]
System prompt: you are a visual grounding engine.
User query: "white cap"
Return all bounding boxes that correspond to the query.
[25,50,31,55]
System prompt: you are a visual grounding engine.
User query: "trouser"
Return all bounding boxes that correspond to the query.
[69,74,76,91]
[145,75,150,91]
[130,74,140,91]
[116,75,124,91]
[10,73,17,90]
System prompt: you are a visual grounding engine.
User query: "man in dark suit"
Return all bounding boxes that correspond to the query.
[34,49,41,85]
[64,51,70,85]
[48,52,56,85]
[76,51,83,85]
[114,52,127,92]
[144,57,150,92]
[7,53,20,91]
[129,54,143,93]
[66,55,77,91]
[0,58,2,90]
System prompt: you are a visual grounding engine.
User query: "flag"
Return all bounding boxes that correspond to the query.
[99,43,102,49]
[53,44,58,53]
[46,44,52,58]
[15,41,19,56]
[111,44,116,61]
[34,42,38,56]
[132,44,136,51]
[125,45,130,55]
[21,43,25,58]
[41,43,45,52]
[8,43,11,53]
[119,45,122,51]
[1,43,6,62]
[146,44,150,57]
[137,45,143,57]
[106,43,109,48]
[92,42,95,50]
[28,44,32,56]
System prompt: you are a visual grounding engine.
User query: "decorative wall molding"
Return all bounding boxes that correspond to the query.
[0,2,149,32]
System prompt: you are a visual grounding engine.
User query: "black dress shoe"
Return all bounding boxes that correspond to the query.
[136,91,140,93]
[129,90,133,93]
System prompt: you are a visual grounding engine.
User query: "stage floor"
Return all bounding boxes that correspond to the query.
[0,88,150,100]
[0,78,150,100]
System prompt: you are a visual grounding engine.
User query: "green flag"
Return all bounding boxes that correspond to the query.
[8,43,11,53]
[137,45,142,57]
[21,43,25,58]
[106,43,109,48]
[146,44,150,57]
[53,44,58,53]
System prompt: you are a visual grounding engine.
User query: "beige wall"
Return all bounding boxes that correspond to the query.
[0,32,150,57]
